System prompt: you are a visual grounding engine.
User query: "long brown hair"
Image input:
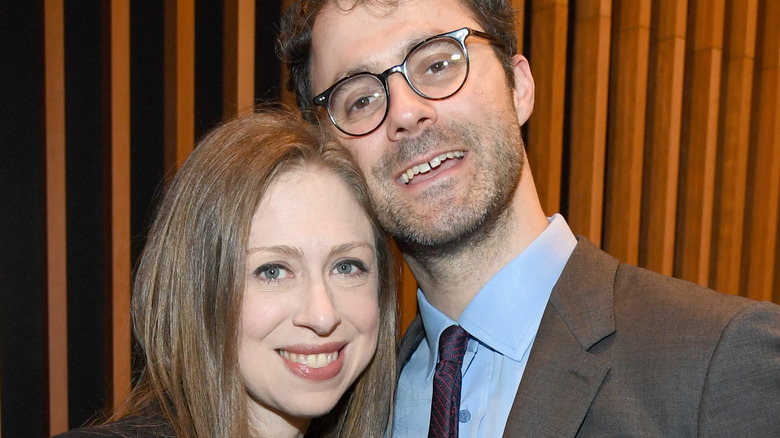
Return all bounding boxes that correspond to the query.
[119,109,396,437]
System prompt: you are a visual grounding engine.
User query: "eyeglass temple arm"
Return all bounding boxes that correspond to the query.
[468,28,505,48]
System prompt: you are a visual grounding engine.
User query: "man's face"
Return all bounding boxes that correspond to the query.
[310,0,533,248]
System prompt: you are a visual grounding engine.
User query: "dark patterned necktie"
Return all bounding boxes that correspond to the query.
[428,325,469,438]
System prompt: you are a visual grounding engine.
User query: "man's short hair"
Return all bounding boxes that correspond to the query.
[277,0,519,121]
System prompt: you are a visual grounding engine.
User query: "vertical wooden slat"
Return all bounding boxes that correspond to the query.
[603,0,652,265]
[512,0,526,51]
[164,0,195,173]
[526,0,568,215]
[566,0,611,244]
[388,242,417,335]
[640,0,688,276]
[675,0,726,285]
[743,0,780,302]
[710,0,758,295]
[223,0,255,119]
[108,0,132,409]
[44,0,68,433]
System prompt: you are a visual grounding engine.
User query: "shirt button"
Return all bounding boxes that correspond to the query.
[459,409,471,423]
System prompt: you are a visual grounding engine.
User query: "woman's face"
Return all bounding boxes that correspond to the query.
[239,166,380,429]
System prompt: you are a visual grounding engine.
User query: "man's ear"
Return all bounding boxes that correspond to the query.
[511,54,535,126]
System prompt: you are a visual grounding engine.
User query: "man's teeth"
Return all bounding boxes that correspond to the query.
[401,151,465,184]
[279,350,339,369]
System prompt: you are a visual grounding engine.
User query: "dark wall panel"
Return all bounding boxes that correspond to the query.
[256,0,283,104]
[195,0,224,141]
[0,1,47,436]
[65,0,108,428]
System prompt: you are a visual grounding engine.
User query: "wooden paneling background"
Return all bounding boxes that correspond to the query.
[1,0,778,435]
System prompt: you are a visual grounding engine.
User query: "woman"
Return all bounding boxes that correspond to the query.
[56,110,397,437]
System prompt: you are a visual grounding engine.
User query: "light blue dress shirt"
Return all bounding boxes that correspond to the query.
[392,214,577,437]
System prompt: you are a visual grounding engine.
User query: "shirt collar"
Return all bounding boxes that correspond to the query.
[417,214,577,377]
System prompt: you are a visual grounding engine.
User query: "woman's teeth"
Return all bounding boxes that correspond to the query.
[279,350,339,368]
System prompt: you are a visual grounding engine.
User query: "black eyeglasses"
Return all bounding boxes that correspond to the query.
[312,27,503,136]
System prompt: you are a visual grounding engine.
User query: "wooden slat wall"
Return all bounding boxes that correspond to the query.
[743,0,780,302]
[223,0,256,119]
[602,0,652,265]
[32,0,780,433]
[675,0,726,285]
[567,0,611,246]
[107,0,133,410]
[526,0,568,214]
[512,0,526,52]
[44,0,68,433]
[639,0,688,276]
[164,0,196,173]
[711,0,759,295]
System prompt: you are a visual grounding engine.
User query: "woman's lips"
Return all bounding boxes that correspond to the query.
[278,346,345,381]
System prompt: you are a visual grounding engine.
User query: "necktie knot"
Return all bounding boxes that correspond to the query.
[438,325,469,363]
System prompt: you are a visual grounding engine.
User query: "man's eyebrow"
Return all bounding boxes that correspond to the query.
[334,30,443,80]
[402,31,439,54]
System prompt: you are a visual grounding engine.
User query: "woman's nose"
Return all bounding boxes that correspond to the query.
[292,277,342,336]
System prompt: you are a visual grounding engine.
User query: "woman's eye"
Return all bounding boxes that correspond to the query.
[332,259,368,276]
[254,264,289,281]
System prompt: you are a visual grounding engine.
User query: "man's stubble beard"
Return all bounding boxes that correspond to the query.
[367,105,524,262]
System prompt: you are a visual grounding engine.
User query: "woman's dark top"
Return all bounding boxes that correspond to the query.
[52,413,175,438]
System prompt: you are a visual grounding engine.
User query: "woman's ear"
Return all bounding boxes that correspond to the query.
[511,54,535,126]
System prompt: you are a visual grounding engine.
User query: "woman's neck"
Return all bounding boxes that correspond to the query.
[248,403,311,438]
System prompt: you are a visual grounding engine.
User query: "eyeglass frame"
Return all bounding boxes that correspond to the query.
[312,27,504,137]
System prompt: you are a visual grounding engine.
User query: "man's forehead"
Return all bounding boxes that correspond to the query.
[311,0,476,82]
[314,0,477,39]
[329,0,403,14]
[314,0,407,37]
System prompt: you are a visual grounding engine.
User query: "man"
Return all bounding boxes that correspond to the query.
[278,0,780,436]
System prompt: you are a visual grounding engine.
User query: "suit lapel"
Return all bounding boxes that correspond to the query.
[503,239,618,437]
[397,315,425,378]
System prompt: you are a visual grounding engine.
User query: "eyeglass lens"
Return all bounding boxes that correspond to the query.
[327,37,468,136]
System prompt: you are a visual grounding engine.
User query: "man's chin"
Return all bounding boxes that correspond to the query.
[391,215,489,254]
[389,197,514,260]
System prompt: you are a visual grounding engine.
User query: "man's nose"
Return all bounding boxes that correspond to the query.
[383,74,438,142]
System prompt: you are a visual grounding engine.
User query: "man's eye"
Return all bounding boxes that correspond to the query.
[346,91,382,114]
[254,264,289,280]
[351,95,373,110]
[426,59,450,74]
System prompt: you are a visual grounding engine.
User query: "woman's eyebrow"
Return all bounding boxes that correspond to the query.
[329,241,374,258]
[246,245,303,257]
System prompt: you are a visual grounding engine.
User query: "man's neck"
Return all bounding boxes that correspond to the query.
[401,181,549,320]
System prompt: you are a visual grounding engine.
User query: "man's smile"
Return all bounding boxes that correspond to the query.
[400,150,466,184]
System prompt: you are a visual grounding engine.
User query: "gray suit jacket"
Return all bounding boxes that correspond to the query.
[397,238,780,437]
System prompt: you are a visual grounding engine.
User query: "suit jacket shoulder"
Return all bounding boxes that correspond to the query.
[506,237,780,437]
